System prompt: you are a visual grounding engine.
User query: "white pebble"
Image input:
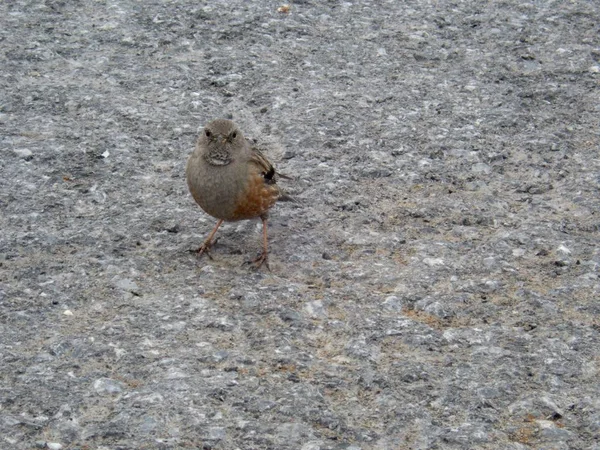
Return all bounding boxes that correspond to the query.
[304,300,327,318]
[93,377,124,395]
[512,248,525,257]
[14,148,33,158]
[423,257,444,266]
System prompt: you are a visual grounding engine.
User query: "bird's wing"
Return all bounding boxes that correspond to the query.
[249,147,298,202]
[249,147,277,185]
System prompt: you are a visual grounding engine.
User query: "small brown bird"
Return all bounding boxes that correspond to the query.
[186,119,290,268]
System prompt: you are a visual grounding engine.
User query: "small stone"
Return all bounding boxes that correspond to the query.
[165,224,180,233]
[14,148,33,159]
[471,163,491,174]
[279,308,303,323]
[47,444,63,450]
[537,420,574,440]
[282,149,296,159]
[63,310,73,316]
[304,300,327,319]
[212,350,229,362]
[423,300,453,319]
[139,416,158,433]
[36,352,54,362]
[113,277,139,293]
[382,295,403,311]
[301,442,323,450]
[93,377,125,395]
[528,184,552,194]
[276,422,315,443]
[208,427,226,440]
[166,368,189,379]
[483,257,496,267]
[423,257,444,266]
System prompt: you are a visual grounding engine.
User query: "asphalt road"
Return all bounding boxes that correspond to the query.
[1,1,599,449]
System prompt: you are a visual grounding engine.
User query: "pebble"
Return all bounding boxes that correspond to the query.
[301,442,324,450]
[304,300,327,319]
[113,277,139,292]
[382,295,403,311]
[14,148,33,159]
[208,427,226,440]
[472,162,491,174]
[212,350,229,362]
[93,377,125,395]
[423,257,444,266]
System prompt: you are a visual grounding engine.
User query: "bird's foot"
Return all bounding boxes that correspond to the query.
[246,251,270,271]
[191,237,219,259]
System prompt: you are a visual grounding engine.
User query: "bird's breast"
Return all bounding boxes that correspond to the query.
[232,173,279,220]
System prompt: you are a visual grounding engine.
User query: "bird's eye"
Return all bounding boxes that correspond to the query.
[231,131,237,139]
[205,129,212,138]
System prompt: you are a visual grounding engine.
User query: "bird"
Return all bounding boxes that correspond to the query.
[186,119,291,269]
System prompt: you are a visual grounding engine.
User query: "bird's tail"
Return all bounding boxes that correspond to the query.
[278,191,299,203]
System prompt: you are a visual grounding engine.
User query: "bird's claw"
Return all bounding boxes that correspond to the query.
[245,252,270,271]
[192,238,219,260]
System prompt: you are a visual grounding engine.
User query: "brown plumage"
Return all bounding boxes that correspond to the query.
[186,119,289,268]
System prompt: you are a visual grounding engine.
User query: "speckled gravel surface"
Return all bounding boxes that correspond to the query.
[1,1,599,449]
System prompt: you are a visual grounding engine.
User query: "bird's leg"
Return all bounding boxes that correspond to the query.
[251,216,270,270]
[194,219,224,259]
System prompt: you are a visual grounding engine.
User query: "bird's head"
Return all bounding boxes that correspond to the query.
[199,119,245,166]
